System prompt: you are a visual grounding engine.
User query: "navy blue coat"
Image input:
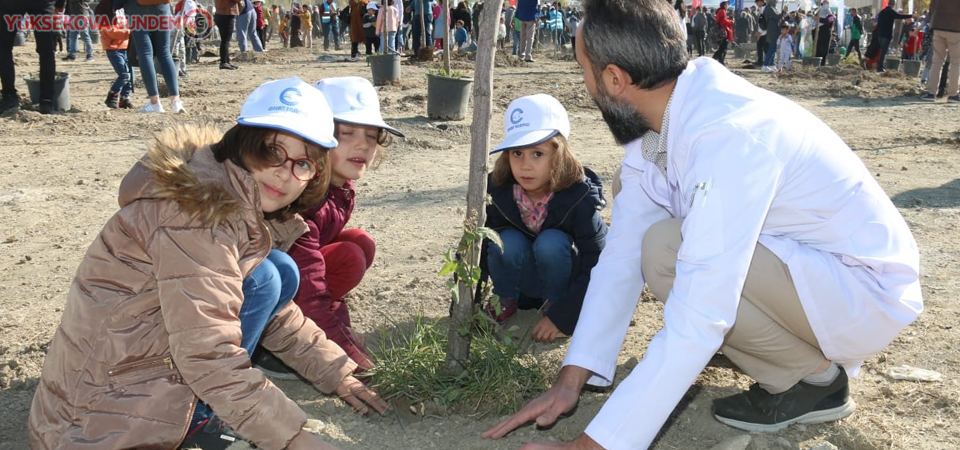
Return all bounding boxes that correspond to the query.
[478,167,608,335]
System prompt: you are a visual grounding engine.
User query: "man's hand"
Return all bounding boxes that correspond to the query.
[516,434,605,450]
[482,366,589,439]
[335,376,390,415]
[531,316,564,343]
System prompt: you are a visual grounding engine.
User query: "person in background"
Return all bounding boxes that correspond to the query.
[876,0,914,72]
[691,6,707,57]
[322,0,342,51]
[0,0,63,115]
[713,1,733,65]
[100,9,133,109]
[362,2,379,54]
[776,23,793,71]
[300,3,314,48]
[376,0,400,53]
[214,0,241,70]
[126,0,185,113]
[254,0,267,50]
[920,0,959,102]
[846,7,864,64]
[63,0,95,62]
[236,0,266,60]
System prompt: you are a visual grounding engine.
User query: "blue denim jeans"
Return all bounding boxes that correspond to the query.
[878,36,892,70]
[322,20,340,49]
[130,27,179,98]
[236,9,264,53]
[106,50,132,98]
[486,228,574,305]
[512,29,521,55]
[764,39,778,67]
[190,249,300,427]
[411,14,433,53]
[381,31,397,53]
[66,20,93,58]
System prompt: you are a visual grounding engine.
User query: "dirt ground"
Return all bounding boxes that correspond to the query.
[1,40,958,450]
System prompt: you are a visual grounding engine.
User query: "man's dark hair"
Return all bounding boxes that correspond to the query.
[581,0,687,90]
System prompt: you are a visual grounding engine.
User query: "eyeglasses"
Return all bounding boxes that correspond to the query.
[266,145,321,181]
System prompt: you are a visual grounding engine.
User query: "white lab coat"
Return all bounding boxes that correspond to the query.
[563,57,922,450]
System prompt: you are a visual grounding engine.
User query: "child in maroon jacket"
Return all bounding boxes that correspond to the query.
[254,77,403,378]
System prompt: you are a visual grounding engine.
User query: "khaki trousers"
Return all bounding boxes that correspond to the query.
[640,218,828,394]
[927,29,960,97]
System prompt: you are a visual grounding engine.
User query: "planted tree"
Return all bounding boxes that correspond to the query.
[443,0,505,374]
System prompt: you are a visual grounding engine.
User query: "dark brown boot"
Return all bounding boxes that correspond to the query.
[104,91,119,109]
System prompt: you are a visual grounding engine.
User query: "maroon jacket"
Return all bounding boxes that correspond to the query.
[288,181,370,368]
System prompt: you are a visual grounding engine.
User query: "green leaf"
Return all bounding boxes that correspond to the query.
[475,227,503,250]
[438,260,458,277]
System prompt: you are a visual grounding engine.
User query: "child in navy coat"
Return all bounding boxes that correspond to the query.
[479,94,607,342]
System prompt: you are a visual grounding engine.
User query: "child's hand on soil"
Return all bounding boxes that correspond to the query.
[531,316,564,343]
[336,376,390,415]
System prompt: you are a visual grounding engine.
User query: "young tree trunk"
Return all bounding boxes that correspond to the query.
[420,1,426,49]
[443,2,450,73]
[444,0,504,374]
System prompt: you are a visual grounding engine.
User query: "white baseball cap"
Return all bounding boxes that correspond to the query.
[492,94,570,154]
[313,76,405,137]
[366,2,378,10]
[237,77,338,148]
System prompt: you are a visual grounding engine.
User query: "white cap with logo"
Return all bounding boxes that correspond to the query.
[314,76,404,137]
[492,94,570,154]
[238,77,338,148]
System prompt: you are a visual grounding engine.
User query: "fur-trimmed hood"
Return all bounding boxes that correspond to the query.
[119,123,246,229]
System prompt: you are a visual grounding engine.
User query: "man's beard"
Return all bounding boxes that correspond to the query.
[592,85,653,145]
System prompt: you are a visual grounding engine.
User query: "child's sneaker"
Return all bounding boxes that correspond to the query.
[485,297,518,323]
[178,415,246,450]
[118,97,133,109]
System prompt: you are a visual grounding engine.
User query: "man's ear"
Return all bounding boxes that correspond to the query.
[600,64,633,97]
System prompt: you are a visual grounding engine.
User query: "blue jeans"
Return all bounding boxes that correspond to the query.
[66,25,93,58]
[130,28,179,97]
[106,50,132,98]
[190,249,300,426]
[486,228,574,305]
[512,29,520,55]
[322,20,340,49]
[381,31,397,53]
[236,9,264,52]
[878,36,891,70]
[411,14,433,53]
[764,39,777,67]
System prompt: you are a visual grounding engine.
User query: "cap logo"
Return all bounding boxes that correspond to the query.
[510,108,523,125]
[279,87,302,106]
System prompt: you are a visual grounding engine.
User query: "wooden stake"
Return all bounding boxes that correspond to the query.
[444,0,505,374]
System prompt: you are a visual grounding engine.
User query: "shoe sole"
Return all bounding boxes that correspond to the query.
[714,399,856,432]
[253,364,302,381]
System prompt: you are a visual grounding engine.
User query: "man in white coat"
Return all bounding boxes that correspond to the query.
[482,0,923,449]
